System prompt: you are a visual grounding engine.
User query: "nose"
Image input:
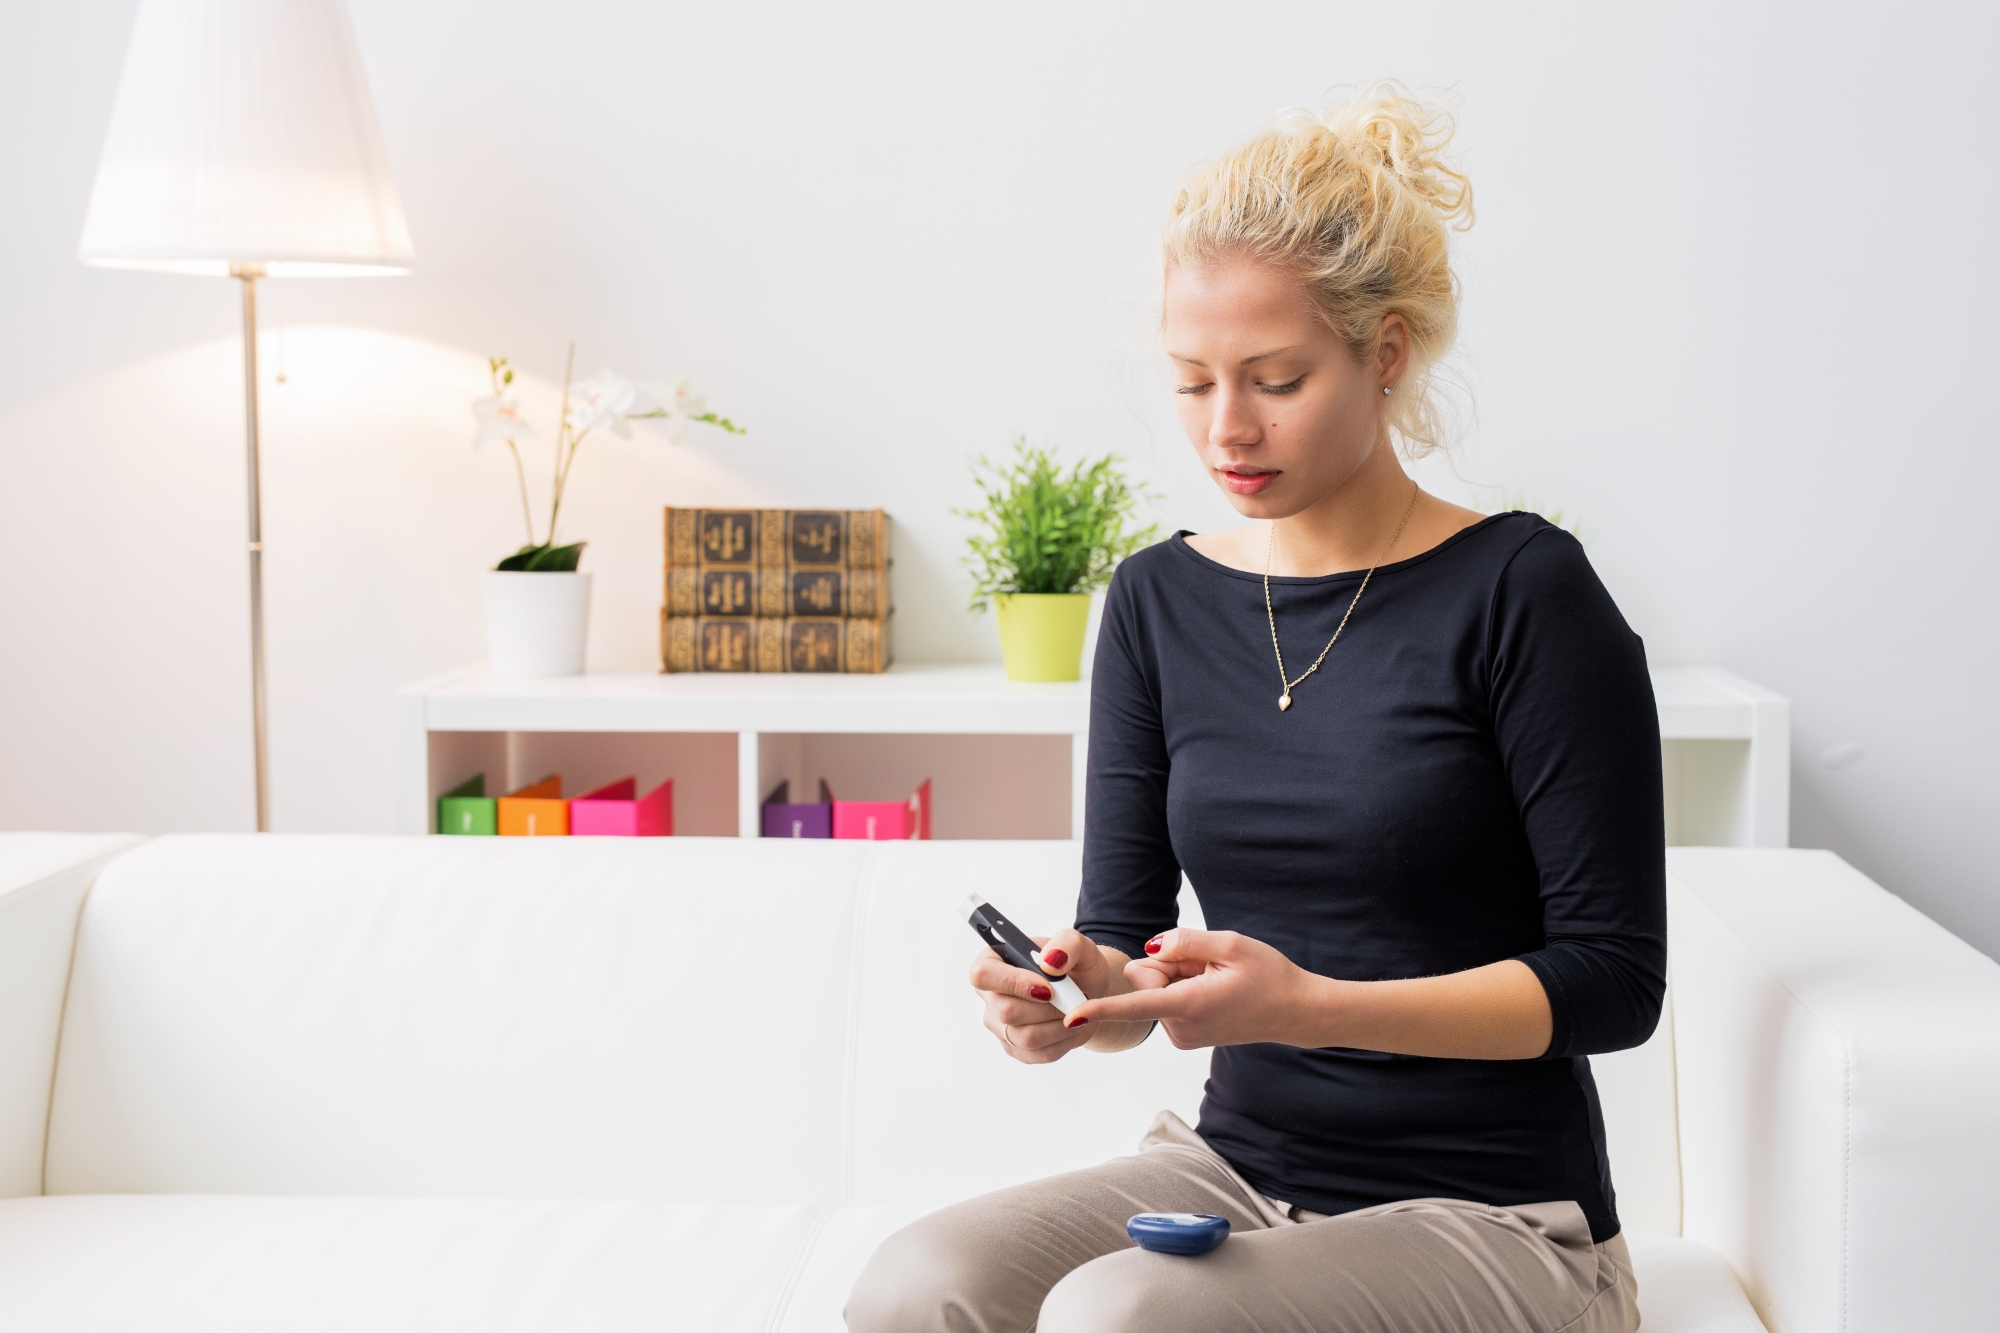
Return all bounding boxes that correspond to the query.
[1208,382,1262,451]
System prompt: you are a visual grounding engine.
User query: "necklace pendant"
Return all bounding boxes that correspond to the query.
[1278,692,1292,712]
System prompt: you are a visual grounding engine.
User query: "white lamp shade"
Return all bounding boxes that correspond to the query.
[77,0,414,276]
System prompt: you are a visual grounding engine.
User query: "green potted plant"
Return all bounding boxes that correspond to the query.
[960,440,1157,681]
[471,348,741,675]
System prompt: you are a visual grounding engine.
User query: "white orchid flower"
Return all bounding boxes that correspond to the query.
[567,370,644,439]
[471,394,535,451]
[639,377,708,445]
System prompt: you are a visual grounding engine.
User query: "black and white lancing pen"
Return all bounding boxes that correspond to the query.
[966,894,1087,1016]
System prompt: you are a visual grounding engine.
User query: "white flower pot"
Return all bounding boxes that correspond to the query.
[484,571,592,676]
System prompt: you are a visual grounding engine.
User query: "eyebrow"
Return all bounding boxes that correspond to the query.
[1167,345,1307,368]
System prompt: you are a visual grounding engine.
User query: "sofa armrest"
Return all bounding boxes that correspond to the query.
[0,835,142,1198]
[1668,847,2000,1333]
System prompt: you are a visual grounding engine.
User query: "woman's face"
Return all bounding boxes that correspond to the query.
[1163,255,1402,519]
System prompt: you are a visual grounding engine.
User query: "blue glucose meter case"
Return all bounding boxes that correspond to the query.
[1126,1212,1231,1255]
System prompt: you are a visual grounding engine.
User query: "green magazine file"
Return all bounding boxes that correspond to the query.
[438,774,497,835]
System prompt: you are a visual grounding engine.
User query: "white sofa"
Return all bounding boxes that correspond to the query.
[0,833,1994,1332]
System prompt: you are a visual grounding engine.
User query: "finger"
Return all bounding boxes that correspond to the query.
[1032,924,1080,976]
[1038,929,1129,1003]
[983,1008,1084,1062]
[970,954,1063,1003]
[1142,928,1238,965]
[988,994,1059,1026]
[1005,1017,1083,1051]
[1124,957,1202,990]
[999,1030,1082,1065]
[1064,985,1195,1029]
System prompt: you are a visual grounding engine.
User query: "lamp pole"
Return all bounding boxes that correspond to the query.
[231,262,270,832]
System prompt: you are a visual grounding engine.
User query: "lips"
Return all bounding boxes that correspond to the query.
[1220,467,1278,496]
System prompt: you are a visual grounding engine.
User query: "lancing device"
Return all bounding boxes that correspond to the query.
[1126,1212,1231,1255]
[966,894,1087,1016]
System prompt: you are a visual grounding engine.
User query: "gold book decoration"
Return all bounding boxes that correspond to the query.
[663,509,890,572]
[660,612,892,674]
[664,566,891,619]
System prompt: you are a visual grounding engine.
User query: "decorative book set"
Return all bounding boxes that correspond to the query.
[761,779,932,840]
[661,508,893,673]
[438,775,673,837]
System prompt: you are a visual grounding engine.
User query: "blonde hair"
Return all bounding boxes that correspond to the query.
[1163,83,1474,456]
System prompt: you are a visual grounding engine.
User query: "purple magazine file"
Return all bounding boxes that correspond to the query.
[760,779,832,838]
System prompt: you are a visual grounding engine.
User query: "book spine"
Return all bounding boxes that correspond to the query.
[663,508,891,573]
[661,611,892,673]
[664,567,891,619]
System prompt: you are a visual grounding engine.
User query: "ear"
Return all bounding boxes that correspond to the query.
[1374,314,1411,390]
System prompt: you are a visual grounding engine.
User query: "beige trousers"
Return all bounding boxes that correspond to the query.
[846,1111,1638,1333]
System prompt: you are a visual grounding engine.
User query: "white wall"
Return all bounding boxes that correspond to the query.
[2,1,1995,955]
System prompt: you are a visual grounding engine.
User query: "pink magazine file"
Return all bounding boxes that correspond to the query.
[831,778,931,841]
[569,777,674,837]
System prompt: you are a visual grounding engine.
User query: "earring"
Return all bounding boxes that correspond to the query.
[1381,386,1392,397]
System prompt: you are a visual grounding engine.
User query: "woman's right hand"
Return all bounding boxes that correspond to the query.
[969,929,1140,1064]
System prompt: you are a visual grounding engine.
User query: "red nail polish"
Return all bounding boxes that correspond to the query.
[1042,948,1068,970]
[1145,936,1163,955]
[1029,984,1053,1002]
[1067,1016,1089,1028]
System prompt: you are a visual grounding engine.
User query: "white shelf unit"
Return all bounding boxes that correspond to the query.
[394,665,1089,841]
[1653,665,1790,847]
[394,663,1789,846]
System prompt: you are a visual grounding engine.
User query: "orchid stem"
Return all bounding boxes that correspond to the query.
[553,427,591,516]
[504,438,537,545]
[548,342,575,545]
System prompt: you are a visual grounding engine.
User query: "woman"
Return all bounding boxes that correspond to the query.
[848,86,1663,1333]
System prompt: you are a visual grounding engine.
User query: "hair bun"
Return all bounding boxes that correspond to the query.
[1281,84,1473,233]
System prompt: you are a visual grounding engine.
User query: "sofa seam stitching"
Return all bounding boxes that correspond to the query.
[28,840,138,1196]
[1841,1030,1851,1333]
[760,1203,835,1333]
[836,846,877,1208]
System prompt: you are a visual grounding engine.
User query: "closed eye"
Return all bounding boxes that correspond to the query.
[1174,383,1213,396]
[1258,376,1305,395]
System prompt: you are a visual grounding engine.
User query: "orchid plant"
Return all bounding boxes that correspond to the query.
[472,346,744,571]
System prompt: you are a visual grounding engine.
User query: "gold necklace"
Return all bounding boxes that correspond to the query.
[1264,483,1419,711]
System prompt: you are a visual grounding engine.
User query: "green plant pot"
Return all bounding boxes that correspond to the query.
[995,593,1091,682]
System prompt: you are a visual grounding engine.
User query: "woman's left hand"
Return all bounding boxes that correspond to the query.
[1062,928,1325,1049]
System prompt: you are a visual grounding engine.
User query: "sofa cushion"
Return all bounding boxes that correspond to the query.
[45,835,873,1200]
[0,1195,1760,1332]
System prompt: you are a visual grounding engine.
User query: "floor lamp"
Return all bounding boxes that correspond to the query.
[76,0,414,831]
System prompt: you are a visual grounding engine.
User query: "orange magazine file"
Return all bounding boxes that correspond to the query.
[497,775,567,836]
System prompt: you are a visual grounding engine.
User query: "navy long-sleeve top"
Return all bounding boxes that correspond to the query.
[1077,513,1666,1243]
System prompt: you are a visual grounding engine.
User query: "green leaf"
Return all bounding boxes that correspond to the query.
[495,541,588,572]
[527,541,587,571]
